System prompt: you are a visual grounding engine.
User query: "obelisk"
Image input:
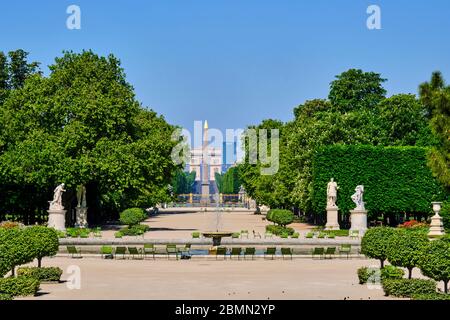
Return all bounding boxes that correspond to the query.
[201,120,210,206]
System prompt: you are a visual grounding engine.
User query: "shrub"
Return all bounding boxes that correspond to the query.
[440,201,450,232]
[17,267,63,282]
[0,227,35,276]
[119,208,146,226]
[114,231,123,238]
[411,293,450,300]
[357,267,378,284]
[306,232,314,239]
[382,279,436,298]
[231,233,240,238]
[418,239,450,293]
[0,221,20,229]
[120,224,150,236]
[280,233,288,239]
[23,226,59,267]
[324,229,349,237]
[387,229,429,279]
[361,227,397,268]
[265,225,294,236]
[381,265,405,280]
[0,277,40,297]
[0,293,12,300]
[267,209,294,227]
[291,232,299,239]
[192,232,200,239]
[311,145,446,219]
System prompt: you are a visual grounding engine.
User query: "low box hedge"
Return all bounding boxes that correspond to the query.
[357,267,378,284]
[120,224,150,236]
[17,267,63,282]
[358,265,405,285]
[265,225,295,236]
[411,293,450,300]
[0,277,40,297]
[382,278,437,298]
[0,293,12,300]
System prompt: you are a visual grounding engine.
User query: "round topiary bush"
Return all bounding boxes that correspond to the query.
[267,209,294,227]
[119,208,146,226]
[387,229,429,279]
[23,226,59,268]
[17,267,63,282]
[418,239,450,293]
[0,227,35,276]
[0,276,40,297]
[382,278,436,298]
[361,227,397,268]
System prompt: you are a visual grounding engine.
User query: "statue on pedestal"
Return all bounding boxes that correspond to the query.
[326,178,339,208]
[75,184,88,228]
[76,184,87,208]
[48,183,67,231]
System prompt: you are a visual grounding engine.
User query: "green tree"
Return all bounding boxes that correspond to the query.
[419,71,450,191]
[387,230,429,279]
[7,49,40,90]
[0,51,177,223]
[361,227,397,268]
[23,226,59,268]
[0,227,35,276]
[418,240,450,293]
[329,69,386,112]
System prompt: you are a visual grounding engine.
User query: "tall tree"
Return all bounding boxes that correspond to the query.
[419,72,450,190]
[7,49,40,89]
[329,69,386,112]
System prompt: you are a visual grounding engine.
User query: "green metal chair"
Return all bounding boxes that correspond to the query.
[312,247,324,259]
[264,232,273,239]
[230,247,242,260]
[350,230,359,239]
[216,247,227,260]
[144,244,156,259]
[244,247,256,260]
[115,246,127,259]
[281,248,293,260]
[240,230,249,239]
[94,227,102,238]
[324,247,336,259]
[166,244,179,260]
[67,246,82,258]
[128,247,143,260]
[100,246,113,259]
[264,247,276,260]
[339,244,352,259]
[178,244,191,256]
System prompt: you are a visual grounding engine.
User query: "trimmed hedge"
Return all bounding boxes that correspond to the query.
[17,267,63,282]
[312,145,447,218]
[358,265,404,284]
[382,278,436,298]
[120,224,150,236]
[119,208,146,226]
[0,277,40,297]
[411,293,450,300]
[381,265,405,281]
[23,226,59,267]
[265,225,295,236]
[266,209,294,227]
[361,227,397,268]
[357,267,378,284]
[0,293,12,300]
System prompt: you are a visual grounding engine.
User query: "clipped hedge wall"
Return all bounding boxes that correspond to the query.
[312,145,447,218]
[17,267,63,282]
[382,278,436,298]
[0,277,40,297]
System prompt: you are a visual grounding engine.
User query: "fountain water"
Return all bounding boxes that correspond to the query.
[202,193,232,246]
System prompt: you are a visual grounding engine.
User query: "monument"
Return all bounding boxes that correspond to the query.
[325,178,340,230]
[428,202,445,238]
[349,185,368,236]
[47,183,67,231]
[75,184,88,228]
[200,121,210,206]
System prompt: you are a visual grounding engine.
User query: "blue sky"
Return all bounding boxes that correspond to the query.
[1,0,449,134]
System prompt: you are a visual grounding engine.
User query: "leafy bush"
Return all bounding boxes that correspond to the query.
[114,231,123,238]
[266,209,294,227]
[120,224,150,236]
[0,227,35,276]
[418,239,450,293]
[361,227,397,268]
[324,229,349,237]
[23,226,59,267]
[357,267,378,284]
[191,232,200,239]
[411,293,450,300]
[306,232,314,239]
[231,233,240,238]
[0,277,40,297]
[119,208,146,226]
[291,232,299,239]
[387,229,429,279]
[440,201,450,232]
[0,293,12,300]
[311,145,446,218]
[265,225,294,236]
[280,233,288,239]
[382,279,436,298]
[381,265,405,280]
[17,267,63,282]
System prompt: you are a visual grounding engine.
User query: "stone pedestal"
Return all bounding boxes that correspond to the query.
[75,206,88,228]
[428,214,445,238]
[350,209,368,236]
[47,209,66,231]
[325,206,340,230]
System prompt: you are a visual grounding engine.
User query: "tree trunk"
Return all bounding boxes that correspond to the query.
[380,260,384,268]
[38,257,42,268]
[408,267,413,279]
[445,280,448,294]
[11,267,15,277]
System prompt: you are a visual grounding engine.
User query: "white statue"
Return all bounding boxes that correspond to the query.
[351,185,365,210]
[76,184,87,208]
[49,183,66,210]
[326,178,339,207]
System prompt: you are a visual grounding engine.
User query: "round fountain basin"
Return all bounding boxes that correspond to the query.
[202,231,233,246]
